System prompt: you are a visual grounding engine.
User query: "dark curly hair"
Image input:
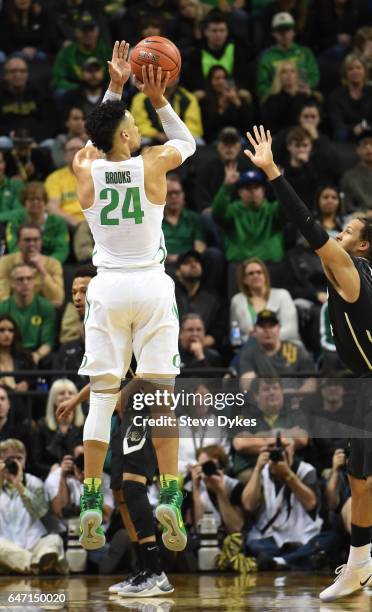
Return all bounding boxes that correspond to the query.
[85,100,127,153]
[357,216,372,262]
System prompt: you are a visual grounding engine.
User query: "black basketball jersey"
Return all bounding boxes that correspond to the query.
[327,256,372,374]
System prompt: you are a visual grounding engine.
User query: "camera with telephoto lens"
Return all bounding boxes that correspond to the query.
[4,458,18,475]
[269,432,284,463]
[201,460,218,477]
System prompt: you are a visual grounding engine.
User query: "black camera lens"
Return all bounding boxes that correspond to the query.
[269,449,284,463]
[4,459,18,475]
[201,460,218,476]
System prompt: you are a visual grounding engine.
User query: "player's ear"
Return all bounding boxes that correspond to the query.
[120,129,130,141]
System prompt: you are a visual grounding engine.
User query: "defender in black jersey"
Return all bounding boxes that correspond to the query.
[245,125,372,602]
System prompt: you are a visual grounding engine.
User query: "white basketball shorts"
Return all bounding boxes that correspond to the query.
[78,268,180,380]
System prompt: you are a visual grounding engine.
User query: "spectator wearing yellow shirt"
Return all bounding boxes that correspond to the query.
[0,224,64,308]
[45,137,85,228]
[130,79,204,145]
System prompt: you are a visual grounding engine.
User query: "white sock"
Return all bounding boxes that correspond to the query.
[347,544,372,568]
[273,556,287,567]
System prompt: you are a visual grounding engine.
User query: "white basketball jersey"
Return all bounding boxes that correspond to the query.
[84,156,166,270]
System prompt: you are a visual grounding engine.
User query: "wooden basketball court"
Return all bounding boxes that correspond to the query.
[0,573,371,611]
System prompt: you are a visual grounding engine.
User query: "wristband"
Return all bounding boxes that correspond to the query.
[102,89,121,103]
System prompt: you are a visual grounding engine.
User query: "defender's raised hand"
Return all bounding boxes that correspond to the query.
[108,40,131,86]
[244,125,273,170]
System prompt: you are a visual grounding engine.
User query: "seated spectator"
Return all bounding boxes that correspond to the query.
[0,264,56,365]
[72,220,94,262]
[306,0,365,56]
[0,224,64,307]
[242,442,339,571]
[230,258,300,344]
[0,150,23,228]
[178,384,230,475]
[0,438,66,574]
[0,315,34,391]
[52,11,110,93]
[340,130,372,213]
[232,377,309,481]
[309,378,353,473]
[60,58,105,120]
[353,25,372,84]
[0,385,33,447]
[0,0,52,59]
[261,61,317,134]
[45,137,85,228]
[212,167,286,293]
[6,182,70,263]
[199,66,254,143]
[328,53,372,142]
[179,313,222,369]
[186,444,244,535]
[193,126,251,213]
[44,444,113,540]
[59,265,96,345]
[182,10,252,95]
[162,174,223,290]
[239,309,316,393]
[325,448,351,536]
[32,379,85,480]
[48,0,111,51]
[257,12,319,101]
[3,128,54,182]
[53,323,85,389]
[0,57,55,143]
[282,126,336,206]
[272,100,336,176]
[51,107,87,168]
[313,184,346,238]
[113,0,177,45]
[258,0,309,49]
[130,78,203,145]
[174,0,206,57]
[175,250,227,348]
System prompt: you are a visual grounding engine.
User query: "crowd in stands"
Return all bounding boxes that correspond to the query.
[0,0,371,577]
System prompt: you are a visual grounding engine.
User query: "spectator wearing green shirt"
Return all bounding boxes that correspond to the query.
[257,12,319,101]
[0,264,56,366]
[52,12,110,94]
[0,151,23,228]
[163,173,223,292]
[6,182,70,264]
[212,166,286,296]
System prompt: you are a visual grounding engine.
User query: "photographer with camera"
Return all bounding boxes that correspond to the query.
[0,438,66,574]
[44,443,113,571]
[325,448,351,537]
[242,434,340,571]
[187,445,244,535]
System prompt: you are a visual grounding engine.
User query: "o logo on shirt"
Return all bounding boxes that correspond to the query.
[31,315,42,326]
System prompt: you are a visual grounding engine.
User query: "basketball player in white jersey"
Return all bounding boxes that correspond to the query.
[72,41,195,552]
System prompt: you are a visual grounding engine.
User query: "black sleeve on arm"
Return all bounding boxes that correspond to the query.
[270,175,330,251]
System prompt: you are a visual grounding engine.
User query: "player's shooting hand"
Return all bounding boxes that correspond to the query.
[56,395,77,421]
[108,40,131,86]
[134,65,170,105]
[244,125,274,172]
[224,161,239,185]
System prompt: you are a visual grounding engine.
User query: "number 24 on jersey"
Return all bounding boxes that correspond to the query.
[100,187,144,226]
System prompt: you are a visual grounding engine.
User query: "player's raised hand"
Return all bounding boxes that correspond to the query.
[108,40,131,86]
[244,125,274,171]
[134,64,170,104]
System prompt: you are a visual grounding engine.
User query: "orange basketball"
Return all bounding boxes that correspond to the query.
[130,36,181,84]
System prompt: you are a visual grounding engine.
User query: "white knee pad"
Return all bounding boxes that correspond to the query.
[83,391,118,443]
[90,374,120,392]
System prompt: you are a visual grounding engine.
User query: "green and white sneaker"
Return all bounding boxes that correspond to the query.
[155,480,187,552]
[79,480,105,550]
